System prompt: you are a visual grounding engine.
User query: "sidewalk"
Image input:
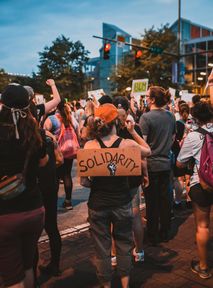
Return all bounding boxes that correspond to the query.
[37,205,213,288]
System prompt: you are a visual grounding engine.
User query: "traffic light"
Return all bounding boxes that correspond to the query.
[149,46,163,54]
[135,49,143,67]
[103,43,111,60]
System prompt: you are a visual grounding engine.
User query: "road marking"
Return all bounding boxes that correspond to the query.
[39,203,145,243]
[38,223,90,243]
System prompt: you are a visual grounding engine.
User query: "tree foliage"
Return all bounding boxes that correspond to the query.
[0,69,10,92]
[111,24,178,94]
[37,35,89,99]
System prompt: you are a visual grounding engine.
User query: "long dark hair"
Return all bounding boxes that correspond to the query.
[57,100,74,128]
[0,106,42,152]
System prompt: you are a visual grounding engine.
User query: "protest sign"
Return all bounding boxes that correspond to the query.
[35,94,45,104]
[77,147,141,177]
[179,90,188,97]
[88,89,105,101]
[169,87,176,100]
[181,92,195,103]
[132,79,149,97]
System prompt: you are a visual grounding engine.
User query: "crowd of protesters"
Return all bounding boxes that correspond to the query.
[0,72,213,288]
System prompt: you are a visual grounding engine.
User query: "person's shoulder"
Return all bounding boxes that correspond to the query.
[140,111,151,121]
[120,138,137,148]
[84,139,98,149]
[187,130,202,142]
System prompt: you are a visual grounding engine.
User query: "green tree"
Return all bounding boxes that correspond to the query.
[0,69,10,92]
[37,35,89,99]
[111,24,178,94]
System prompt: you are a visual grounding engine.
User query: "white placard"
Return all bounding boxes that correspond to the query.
[179,90,188,97]
[35,94,45,104]
[134,94,141,107]
[181,93,195,103]
[132,79,149,97]
[169,87,176,100]
[88,89,105,101]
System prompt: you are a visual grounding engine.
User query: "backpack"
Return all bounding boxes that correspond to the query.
[56,115,80,159]
[196,128,213,192]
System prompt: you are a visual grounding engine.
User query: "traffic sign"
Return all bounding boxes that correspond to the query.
[150,46,163,54]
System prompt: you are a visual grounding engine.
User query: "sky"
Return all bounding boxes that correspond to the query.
[0,0,212,75]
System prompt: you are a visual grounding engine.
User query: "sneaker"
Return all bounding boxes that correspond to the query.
[191,260,212,279]
[62,201,73,210]
[111,256,117,267]
[133,248,144,262]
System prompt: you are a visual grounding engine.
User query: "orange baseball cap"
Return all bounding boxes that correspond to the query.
[94,103,118,124]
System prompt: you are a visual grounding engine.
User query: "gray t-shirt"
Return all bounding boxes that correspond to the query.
[139,109,176,172]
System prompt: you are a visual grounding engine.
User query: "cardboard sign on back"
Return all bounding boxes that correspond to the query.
[77,147,141,177]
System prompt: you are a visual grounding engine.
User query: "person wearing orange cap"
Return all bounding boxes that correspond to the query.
[81,103,151,288]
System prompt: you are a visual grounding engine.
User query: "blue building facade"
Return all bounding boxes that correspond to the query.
[86,19,213,95]
[99,23,131,94]
[170,18,213,91]
[86,23,131,95]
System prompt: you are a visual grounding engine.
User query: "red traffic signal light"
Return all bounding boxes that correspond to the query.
[135,50,143,67]
[103,43,111,59]
[135,50,143,58]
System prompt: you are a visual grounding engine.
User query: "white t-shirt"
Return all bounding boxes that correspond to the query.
[177,124,213,187]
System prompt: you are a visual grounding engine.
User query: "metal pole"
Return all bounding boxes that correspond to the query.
[93,35,178,57]
[177,0,181,85]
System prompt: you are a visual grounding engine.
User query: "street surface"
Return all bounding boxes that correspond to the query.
[37,159,213,288]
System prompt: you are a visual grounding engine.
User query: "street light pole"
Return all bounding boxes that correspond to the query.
[177,0,181,86]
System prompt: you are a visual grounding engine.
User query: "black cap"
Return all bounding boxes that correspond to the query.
[1,85,30,109]
[98,95,112,105]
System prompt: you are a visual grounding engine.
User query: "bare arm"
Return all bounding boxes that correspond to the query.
[45,79,61,114]
[126,119,149,147]
[126,120,151,157]
[43,117,53,132]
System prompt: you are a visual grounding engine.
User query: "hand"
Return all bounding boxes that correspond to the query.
[46,79,55,87]
[125,119,135,134]
[142,175,149,188]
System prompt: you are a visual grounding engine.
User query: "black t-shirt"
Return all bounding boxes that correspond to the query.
[117,123,142,139]
[0,127,46,215]
[30,102,45,123]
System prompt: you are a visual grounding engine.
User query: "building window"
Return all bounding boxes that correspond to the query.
[196,42,206,69]
[191,25,200,39]
[202,29,210,37]
[185,43,195,53]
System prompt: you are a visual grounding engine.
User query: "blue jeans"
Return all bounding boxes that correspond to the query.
[88,202,133,284]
